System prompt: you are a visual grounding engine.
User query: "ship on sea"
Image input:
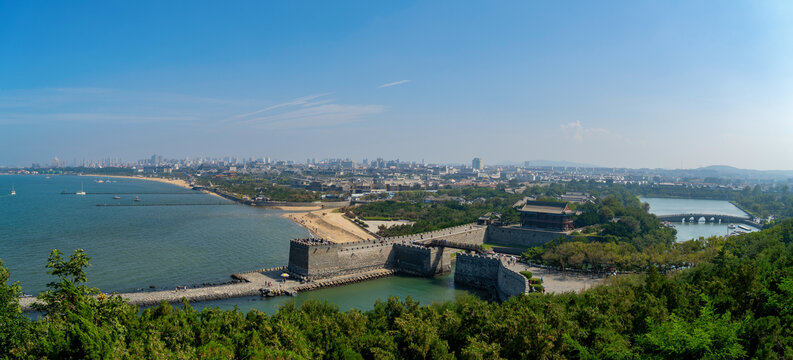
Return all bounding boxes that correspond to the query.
[113,195,121,199]
[10,185,15,196]
[76,183,86,196]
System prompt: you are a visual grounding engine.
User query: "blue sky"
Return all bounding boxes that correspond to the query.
[1,1,791,169]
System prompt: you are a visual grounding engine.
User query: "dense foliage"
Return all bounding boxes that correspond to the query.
[196,176,325,202]
[346,188,523,236]
[3,220,793,358]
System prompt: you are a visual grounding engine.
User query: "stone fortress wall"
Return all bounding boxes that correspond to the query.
[484,226,572,248]
[288,224,556,300]
[454,253,529,301]
[288,225,487,281]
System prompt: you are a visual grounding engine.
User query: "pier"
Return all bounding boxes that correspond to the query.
[19,267,396,311]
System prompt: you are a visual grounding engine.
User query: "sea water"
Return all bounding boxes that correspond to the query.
[0,175,469,313]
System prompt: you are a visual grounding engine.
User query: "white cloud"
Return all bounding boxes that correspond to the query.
[560,121,609,141]
[378,80,410,88]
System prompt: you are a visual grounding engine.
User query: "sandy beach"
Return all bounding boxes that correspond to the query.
[284,209,375,243]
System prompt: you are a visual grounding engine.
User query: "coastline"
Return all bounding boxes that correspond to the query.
[81,174,225,199]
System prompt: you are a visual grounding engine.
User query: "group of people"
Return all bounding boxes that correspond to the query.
[294,237,329,244]
[496,253,519,266]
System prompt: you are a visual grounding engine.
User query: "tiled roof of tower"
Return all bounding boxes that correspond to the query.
[519,200,571,214]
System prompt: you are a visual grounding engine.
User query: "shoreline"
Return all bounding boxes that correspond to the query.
[81,174,225,200]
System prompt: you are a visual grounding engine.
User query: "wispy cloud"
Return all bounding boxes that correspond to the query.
[223,94,384,129]
[378,80,410,88]
[560,121,609,141]
[221,94,329,123]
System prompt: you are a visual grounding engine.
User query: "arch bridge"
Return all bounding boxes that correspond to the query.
[656,213,751,224]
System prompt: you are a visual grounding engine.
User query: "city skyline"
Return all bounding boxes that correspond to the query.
[2,1,792,169]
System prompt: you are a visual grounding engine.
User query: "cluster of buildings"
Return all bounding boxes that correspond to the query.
[4,155,779,194]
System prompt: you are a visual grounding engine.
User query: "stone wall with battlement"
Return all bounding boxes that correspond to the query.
[454,253,529,301]
[392,243,453,276]
[485,226,571,248]
[287,224,484,280]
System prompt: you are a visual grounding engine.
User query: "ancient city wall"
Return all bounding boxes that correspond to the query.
[391,244,453,276]
[496,263,530,301]
[485,226,570,248]
[454,253,529,301]
[288,225,485,281]
[288,239,395,280]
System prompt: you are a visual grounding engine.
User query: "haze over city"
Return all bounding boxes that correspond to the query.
[1,1,792,169]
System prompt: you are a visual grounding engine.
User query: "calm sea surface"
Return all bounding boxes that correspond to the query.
[0,175,468,312]
[639,197,758,241]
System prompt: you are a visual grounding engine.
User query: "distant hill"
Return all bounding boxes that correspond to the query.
[691,165,793,180]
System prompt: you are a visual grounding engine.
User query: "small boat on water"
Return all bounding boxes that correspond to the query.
[76,183,86,196]
[134,196,141,202]
[10,186,15,196]
[728,223,736,229]
[113,195,121,199]
[738,225,751,231]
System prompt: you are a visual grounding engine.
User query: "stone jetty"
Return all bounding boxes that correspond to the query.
[19,266,395,312]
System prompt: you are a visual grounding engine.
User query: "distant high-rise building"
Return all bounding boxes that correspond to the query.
[472,157,482,170]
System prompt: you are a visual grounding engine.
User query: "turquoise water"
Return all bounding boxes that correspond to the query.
[1,175,470,313]
[188,271,469,314]
[639,197,758,241]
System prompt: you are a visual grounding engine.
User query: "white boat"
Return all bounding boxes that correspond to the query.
[10,186,15,196]
[113,195,121,199]
[134,196,141,202]
[728,223,735,229]
[76,183,86,196]
[738,225,751,231]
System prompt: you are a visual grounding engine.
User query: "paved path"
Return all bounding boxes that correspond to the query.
[499,258,606,294]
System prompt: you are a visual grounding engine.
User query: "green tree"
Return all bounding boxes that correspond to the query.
[0,260,29,357]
